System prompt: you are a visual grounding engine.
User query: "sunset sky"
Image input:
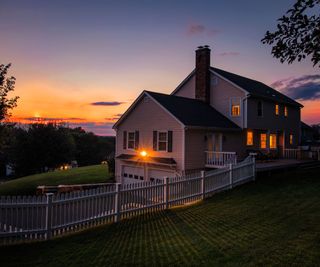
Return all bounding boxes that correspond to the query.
[1,0,319,135]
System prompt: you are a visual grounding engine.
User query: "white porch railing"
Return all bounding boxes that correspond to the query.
[283,148,299,159]
[205,151,237,168]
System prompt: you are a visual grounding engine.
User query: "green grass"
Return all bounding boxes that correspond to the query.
[1,168,320,266]
[0,165,111,196]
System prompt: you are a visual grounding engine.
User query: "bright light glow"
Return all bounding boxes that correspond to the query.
[34,112,41,118]
[140,150,148,157]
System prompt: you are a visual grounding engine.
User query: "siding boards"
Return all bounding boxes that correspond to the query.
[116,96,184,178]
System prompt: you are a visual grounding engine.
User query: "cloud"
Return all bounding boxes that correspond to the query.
[105,113,122,122]
[271,75,320,101]
[187,23,220,36]
[218,52,240,57]
[187,24,205,35]
[20,117,86,122]
[90,101,123,106]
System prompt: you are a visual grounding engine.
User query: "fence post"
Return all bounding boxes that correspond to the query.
[200,170,205,200]
[252,156,256,181]
[114,183,121,222]
[229,163,233,189]
[164,177,169,209]
[45,193,53,239]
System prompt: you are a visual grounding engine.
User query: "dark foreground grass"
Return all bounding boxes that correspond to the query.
[1,168,320,266]
[0,165,111,195]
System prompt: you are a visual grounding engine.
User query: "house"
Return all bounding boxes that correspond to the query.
[113,46,302,183]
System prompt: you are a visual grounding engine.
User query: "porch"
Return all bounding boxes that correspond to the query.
[205,151,237,168]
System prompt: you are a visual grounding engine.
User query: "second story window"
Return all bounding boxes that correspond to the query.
[257,101,263,117]
[127,132,135,149]
[153,130,173,152]
[275,104,279,115]
[284,106,288,117]
[158,132,168,151]
[230,97,241,117]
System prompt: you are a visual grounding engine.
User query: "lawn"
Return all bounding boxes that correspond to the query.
[1,168,320,266]
[0,165,112,196]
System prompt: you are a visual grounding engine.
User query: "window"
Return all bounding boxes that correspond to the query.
[260,134,267,149]
[289,134,293,145]
[247,131,253,146]
[269,134,277,149]
[257,101,263,117]
[275,104,279,115]
[230,97,241,116]
[127,132,135,149]
[284,106,288,117]
[158,132,168,151]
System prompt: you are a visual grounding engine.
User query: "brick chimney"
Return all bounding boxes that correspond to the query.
[195,45,211,104]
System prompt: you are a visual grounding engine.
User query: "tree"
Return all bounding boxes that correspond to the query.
[0,64,19,121]
[262,0,320,67]
[9,123,76,177]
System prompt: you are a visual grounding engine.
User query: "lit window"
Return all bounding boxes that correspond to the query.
[284,106,288,117]
[247,131,253,146]
[260,134,267,149]
[289,134,293,145]
[269,134,277,149]
[231,97,241,116]
[257,101,263,117]
[158,132,168,151]
[275,104,279,115]
[127,132,135,149]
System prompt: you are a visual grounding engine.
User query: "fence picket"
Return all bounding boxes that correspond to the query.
[0,157,255,244]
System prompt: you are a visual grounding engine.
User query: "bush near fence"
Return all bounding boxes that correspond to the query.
[0,156,255,245]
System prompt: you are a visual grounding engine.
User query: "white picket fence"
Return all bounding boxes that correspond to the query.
[0,156,255,245]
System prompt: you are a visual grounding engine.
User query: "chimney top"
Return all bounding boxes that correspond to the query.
[197,45,210,50]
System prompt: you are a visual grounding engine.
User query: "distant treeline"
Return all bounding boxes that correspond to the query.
[0,123,115,178]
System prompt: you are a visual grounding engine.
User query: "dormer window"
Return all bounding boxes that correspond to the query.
[284,106,288,117]
[275,104,279,115]
[230,97,241,117]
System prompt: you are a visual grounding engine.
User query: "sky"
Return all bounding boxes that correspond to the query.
[1,0,319,135]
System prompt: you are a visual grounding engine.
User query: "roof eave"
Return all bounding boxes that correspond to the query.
[185,125,241,131]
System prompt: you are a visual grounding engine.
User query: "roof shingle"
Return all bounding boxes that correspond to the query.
[146,91,240,129]
[211,67,302,107]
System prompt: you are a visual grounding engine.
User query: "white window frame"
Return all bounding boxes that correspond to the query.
[127,131,135,150]
[157,131,168,152]
[230,97,241,117]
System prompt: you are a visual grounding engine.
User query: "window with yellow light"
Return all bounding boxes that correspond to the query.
[269,134,277,149]
[260,133,267,149]
[247,131,253,146]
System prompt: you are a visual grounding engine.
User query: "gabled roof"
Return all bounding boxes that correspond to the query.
[211,67,302,107]
[146,91,240,129]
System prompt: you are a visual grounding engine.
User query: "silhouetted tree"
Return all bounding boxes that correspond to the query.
[0,64,19,121]
[262,0,320,67]
[70,127,115,166]
[9,123,76,176]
